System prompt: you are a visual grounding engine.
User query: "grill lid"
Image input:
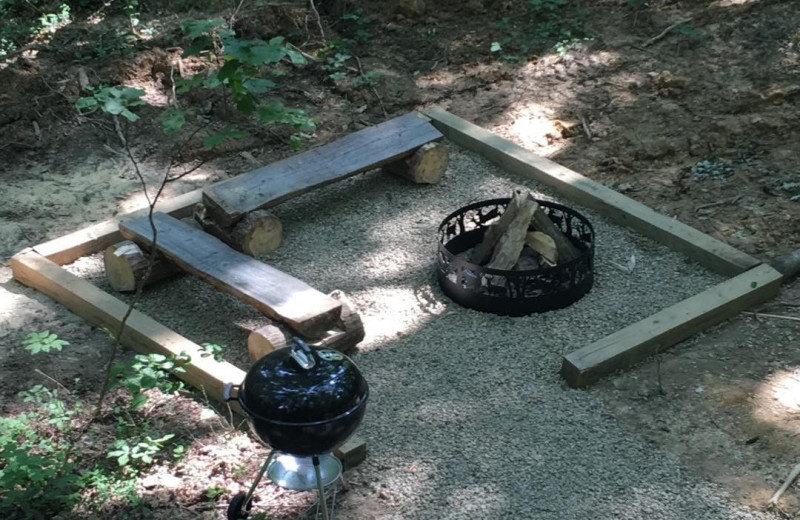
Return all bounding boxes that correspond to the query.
[239,338,368,424]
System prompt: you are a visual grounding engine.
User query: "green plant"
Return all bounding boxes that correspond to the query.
[22,330,69,353]
[341,9,371,44]
[0,0,70,57]
[175,19,316,148]
[107,433,176,467]
[0,396,81,518]
[491,0,585,56]
[109,352,188,410]
[74,85,146,122]
[38,3,70,29]
[205,485,226,500]
[353,70,384,88]
[200,342,225,362]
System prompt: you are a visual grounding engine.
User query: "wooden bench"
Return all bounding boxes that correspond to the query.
[120,213,342,338]
[202,112,443,227]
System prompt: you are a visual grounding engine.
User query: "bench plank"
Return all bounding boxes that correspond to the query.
[119,213,341,338]
[202,112,443,227]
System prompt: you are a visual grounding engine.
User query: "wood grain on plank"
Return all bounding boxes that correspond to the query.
[10,249,245,410]
[33,189,202,265]
[203,112,443,227]
[119,213,341,338]
[424,107,759,276]
[561,264,784,387]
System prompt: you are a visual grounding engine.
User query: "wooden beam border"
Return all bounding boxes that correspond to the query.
[424,107,758,277]
[11,108,782,395]
[10,248,246,412]
[560,264,783,387]
[423,107,782,386]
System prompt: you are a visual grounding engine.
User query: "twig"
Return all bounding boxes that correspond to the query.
[643,18,693,47]
[169,64,179,107]
[0,42,48,60]
[578,115,592,140]
[743,311,800,323]
[695,195,743,213]
[308,0,326,43]
[354,55,388,118]
[35,368,70,393]
[769,463,800,507]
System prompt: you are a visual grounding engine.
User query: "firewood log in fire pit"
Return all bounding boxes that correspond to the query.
[247,290,365,360]
[193,203,283,257]
[471,188,583,270]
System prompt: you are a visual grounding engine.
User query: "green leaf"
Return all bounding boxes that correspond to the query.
[286,48,306,65]
[202,132,225,148]
[131,393,148,409]
[120,108,140,122]
[181,19,224,39]
[103,98,124,115]
[161,108,185,134]
[182,35,213,58]
[243,78,278,93]
[217,60,241,82]
[490,41,502,52]
[75,97,98,110]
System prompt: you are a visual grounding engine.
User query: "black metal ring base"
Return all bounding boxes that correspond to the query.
[436,198,595,316]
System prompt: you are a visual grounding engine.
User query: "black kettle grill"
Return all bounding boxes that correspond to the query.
[224,338,369,520]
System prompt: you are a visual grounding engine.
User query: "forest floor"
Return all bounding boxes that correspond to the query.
[1,0,800,518]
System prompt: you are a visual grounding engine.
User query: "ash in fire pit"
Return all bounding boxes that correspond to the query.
[437,189,594,315]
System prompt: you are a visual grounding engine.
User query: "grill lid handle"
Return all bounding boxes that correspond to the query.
[290,337,316,370]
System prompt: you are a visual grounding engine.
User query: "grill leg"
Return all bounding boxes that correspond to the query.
[244,449,275,505]
[313,455,330,520]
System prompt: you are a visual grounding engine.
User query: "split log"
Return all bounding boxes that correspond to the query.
[529,203,582,262]
[471,188,529,265]
[247,290,365,360]
[525,231,558,265]
[103,240,181,292]
[193,204,283,257]
[385,142,449,184]
[487,198,539,270]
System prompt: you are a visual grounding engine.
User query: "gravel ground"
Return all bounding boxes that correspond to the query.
[65,145,776,519]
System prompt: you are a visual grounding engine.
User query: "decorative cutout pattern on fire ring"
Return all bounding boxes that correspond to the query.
[436,198,595,315]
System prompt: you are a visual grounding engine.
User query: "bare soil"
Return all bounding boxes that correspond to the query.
[1,0,800,518]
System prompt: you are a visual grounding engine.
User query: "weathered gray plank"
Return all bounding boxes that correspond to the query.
[561,264,784,387]
[424,107,759,277]
[120,213,341,338]
[202,112,442,227]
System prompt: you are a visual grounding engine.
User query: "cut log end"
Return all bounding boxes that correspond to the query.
[247,324,290,361]
[247,290,365,361]
[385,142,449,184]
[193,204,283,257]
[103,240,180,292]
[232,210,283,256]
